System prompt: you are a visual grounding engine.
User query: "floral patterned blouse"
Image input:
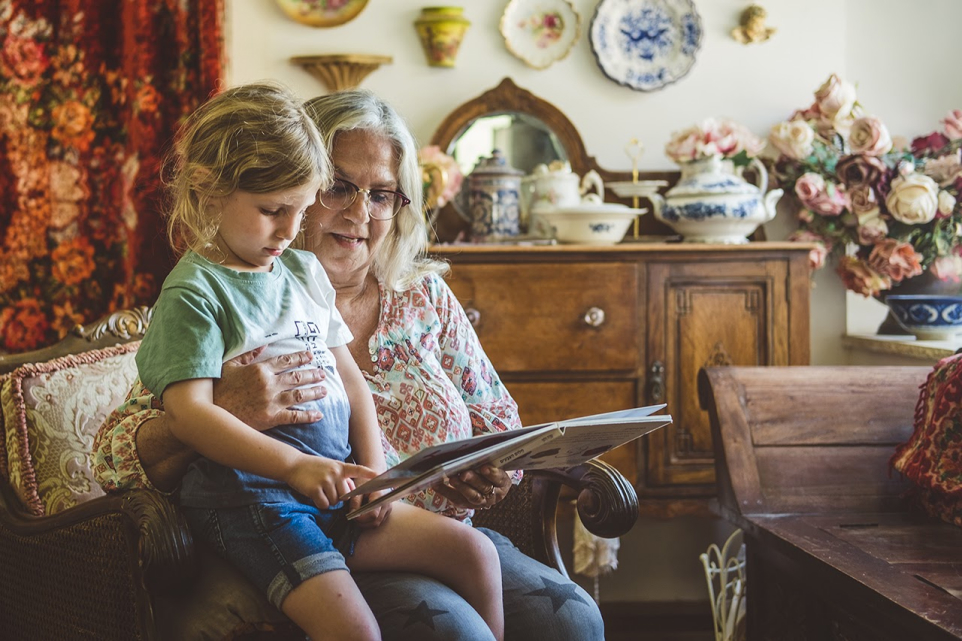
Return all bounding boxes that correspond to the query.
[93,272,522,521]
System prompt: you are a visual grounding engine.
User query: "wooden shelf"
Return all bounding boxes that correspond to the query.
[843,333,961,361]
[291,54,392,92]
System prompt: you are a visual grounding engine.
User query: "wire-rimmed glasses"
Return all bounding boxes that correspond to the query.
[318,178,411,220]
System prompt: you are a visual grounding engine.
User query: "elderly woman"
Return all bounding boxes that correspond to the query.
[94,89,604,641]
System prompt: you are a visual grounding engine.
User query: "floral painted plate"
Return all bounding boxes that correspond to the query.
[274,0,370,28]
[500,0,581,70]
[589,0,702,91]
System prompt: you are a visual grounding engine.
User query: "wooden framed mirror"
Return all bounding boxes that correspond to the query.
[429,77,679,243]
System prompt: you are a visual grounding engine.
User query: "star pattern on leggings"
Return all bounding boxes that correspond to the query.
[400,600,449,630]
[524,575,591,612]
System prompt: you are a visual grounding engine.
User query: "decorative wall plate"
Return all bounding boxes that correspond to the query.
[500,0,581,70]
[274,0,370,28]
[589,0,702,91]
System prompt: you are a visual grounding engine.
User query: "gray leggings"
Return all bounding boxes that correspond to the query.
[356,528,605,641]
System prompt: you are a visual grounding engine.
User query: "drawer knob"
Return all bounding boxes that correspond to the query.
[583,307,606,327]
[465,307,481,327]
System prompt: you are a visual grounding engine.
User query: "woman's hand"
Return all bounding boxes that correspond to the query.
[214,347,328,431]
[434,465,513,510]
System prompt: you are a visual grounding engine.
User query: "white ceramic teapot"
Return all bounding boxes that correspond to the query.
[647,156,783,244]
[523,161,605,214]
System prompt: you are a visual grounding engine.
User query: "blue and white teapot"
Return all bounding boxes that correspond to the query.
[648,156,783,243]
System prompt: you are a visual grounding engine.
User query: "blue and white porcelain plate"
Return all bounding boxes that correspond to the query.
[589,0,702,92]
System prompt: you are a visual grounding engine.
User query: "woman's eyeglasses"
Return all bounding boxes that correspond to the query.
[318,178,410,220]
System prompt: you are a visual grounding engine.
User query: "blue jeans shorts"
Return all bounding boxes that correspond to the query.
[183,502,360,609]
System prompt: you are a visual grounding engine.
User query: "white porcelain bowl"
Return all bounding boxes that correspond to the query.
[534,204,646,244]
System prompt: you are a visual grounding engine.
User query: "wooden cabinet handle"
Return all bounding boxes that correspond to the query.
[583,307,606,327]
[465,307,481,327]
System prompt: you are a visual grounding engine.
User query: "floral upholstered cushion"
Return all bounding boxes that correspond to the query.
[891,353,962,528]
[1,343,140,516]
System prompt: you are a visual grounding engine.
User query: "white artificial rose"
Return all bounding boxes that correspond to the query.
[938,190,957,216]
[815,74,858,121]
[768,120,815,160]
[848,116,893,156]
[885,173,940,224]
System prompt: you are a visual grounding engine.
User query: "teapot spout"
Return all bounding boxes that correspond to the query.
[648,192,665,218]
[763,188,784,222]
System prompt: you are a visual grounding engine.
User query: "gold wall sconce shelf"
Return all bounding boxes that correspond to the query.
[291,54,393,92]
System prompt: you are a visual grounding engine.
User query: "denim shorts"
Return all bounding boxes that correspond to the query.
[183,502,360,609]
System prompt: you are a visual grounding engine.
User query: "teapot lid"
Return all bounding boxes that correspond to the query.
[470,149,523,176]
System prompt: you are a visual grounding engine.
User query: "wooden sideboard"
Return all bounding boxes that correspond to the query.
[433,242,812,517]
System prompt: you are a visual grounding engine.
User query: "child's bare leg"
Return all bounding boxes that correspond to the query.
[281,569,380,641]
[348,503,504,641]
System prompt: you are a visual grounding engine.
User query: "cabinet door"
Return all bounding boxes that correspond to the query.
[643,259,795,495]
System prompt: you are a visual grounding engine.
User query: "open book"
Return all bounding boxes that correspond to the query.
[343,404,672,520]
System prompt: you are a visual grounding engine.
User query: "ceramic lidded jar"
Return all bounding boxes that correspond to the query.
[648,156,783,244]
[466,149,523,241]
[414,7,470,68]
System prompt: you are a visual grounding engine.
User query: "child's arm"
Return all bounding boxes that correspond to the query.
[331,345,392,525]
[163,378,374,508]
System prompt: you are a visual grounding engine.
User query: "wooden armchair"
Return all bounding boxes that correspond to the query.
[0,307,638,640]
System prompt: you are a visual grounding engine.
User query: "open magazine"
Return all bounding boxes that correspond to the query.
[343,404,672,520]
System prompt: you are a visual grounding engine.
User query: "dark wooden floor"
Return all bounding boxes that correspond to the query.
[601,602,714,641]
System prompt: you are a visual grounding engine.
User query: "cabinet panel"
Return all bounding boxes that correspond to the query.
[445,262,639,372]
[507,379,639,482]
[645,260,792,494]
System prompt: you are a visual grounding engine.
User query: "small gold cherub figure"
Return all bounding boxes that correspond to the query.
[731,4,776,44]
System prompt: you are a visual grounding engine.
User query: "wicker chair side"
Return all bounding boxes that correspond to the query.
[0,485,196,641]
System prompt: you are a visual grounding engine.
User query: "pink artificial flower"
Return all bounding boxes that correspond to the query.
[837,256,892,297]
[943,109,962,140]
[867,239,924,282]
[788,230,831,270]
[930,255,962,282]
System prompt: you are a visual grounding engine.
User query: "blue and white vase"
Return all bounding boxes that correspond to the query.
[465,149,523,241]
[649,156,783,244]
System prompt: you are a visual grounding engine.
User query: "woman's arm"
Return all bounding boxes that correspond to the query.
[94,348,329,493]
[164,377,373,508]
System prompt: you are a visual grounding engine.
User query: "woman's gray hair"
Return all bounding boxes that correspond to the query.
[303,90,448,290]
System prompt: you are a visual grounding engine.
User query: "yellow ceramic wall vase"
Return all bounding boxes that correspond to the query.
[414,7,470,68]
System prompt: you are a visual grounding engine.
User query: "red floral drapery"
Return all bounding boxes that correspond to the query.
[0,0,224,352]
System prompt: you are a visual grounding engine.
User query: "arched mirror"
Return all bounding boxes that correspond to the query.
[448,113,567,185]
[429,78,677,243]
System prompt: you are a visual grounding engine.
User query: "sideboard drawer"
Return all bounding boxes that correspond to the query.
[446,262,639,372]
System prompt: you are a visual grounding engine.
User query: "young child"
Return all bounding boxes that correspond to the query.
[135,83,504,641]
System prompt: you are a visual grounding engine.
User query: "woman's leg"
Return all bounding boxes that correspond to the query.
[354,572,496,641]
[477,527,606,641]
[349,504,504,640]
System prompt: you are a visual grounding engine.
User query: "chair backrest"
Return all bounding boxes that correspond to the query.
[0,308,150,516]
[698,365,930,519]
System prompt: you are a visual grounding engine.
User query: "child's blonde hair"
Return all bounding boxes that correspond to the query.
[165,82,330,256]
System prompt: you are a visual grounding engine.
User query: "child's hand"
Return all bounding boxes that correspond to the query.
[287,456,376,509]
[349,488,394,528]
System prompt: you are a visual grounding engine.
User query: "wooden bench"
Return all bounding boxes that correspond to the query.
[698,366,962,641]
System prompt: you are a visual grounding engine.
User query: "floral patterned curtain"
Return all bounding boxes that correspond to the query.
[0,0,224,352]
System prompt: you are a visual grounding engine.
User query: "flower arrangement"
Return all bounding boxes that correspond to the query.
[664,117,765,165]
[418,145,463,213]
[768,74,962,296]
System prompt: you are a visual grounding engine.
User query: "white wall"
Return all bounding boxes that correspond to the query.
[227,1,962,367]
